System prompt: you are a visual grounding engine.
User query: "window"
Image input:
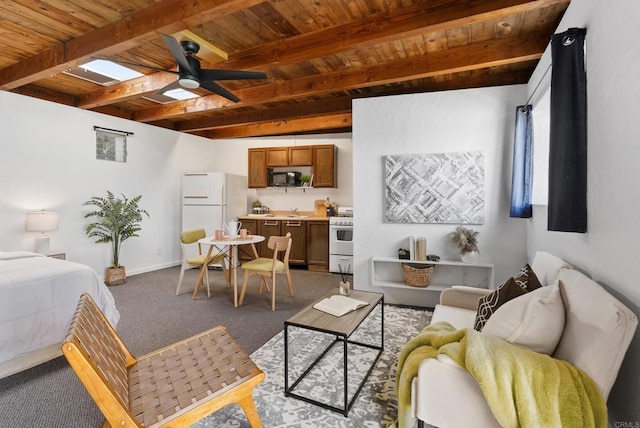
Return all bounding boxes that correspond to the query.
[531,88,550,205]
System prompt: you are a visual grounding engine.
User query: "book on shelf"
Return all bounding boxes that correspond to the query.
[313,295,369,317]
[415,237,427,261]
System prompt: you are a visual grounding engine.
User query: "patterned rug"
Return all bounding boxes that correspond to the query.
[195,304,432,428]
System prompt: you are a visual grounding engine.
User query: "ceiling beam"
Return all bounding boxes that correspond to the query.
[134,34,547,122]
[0,0,264,90]
[76,73,176,109]
[201,113,352,139]
[174,97,353,131]
[221,0,569,71]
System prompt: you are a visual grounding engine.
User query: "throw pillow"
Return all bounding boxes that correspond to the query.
[513,264,542,292]
[473,277,527,331]
[482,280,565,355]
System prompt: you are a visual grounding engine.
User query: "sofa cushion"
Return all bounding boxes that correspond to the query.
[473,278,528,331]
[553,268,638,400]
[531,251,572,286]
[432,304,477,330]
[482,280,565,354]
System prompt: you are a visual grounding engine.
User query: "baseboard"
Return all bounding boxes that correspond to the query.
[127,261,181,276]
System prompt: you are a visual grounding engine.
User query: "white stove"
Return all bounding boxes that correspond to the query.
[329,207,353,273]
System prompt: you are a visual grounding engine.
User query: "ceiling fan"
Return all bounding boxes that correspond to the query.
[108,34,267,103]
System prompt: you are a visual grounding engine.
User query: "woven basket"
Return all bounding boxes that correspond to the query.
[402,263,434,288]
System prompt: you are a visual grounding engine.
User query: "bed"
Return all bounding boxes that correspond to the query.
[0,251,120,379]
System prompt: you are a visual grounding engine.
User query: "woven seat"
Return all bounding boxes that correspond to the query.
[62,294,265,428]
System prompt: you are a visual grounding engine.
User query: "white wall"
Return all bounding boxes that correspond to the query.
[0,91,352,277]
[353,86,527,306]
[524,0,640,422]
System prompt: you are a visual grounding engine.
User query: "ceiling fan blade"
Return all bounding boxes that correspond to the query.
[199,69,267,81]
[162,34,194,74]
[200,81,241,103]
[154,80,183,95]
[93,57,178,74]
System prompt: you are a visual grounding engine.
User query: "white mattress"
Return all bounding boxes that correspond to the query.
[0,252,120,377]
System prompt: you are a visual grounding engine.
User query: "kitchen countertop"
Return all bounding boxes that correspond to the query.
[238,212,329,221]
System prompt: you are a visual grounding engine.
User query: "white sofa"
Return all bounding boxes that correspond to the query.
[411,252,638,428]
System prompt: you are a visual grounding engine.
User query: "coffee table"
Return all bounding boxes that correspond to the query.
[284,288,384,416]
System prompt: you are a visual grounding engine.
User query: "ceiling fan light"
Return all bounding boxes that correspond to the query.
[178,76,199,89]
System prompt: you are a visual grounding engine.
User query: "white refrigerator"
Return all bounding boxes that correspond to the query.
[182,172,247,235]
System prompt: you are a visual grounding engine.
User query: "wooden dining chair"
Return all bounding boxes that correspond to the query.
[177,228,229,297]
[62,293,265,427]
[239,232,293,311]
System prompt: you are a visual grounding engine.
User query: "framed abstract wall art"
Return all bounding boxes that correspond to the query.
[384,151,484,224]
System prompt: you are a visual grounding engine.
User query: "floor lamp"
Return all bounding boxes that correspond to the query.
[26,211,59,254]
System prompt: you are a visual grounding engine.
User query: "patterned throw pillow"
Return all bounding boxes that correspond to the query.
[513,264,542,292]
[474,277,528,331]
[473,264,544,331]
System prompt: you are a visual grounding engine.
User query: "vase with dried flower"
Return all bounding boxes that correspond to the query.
[450,226,479,263]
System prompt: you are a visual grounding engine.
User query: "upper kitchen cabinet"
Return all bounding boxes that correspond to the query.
[248,144,337,188]
[248,149,268,188]
[313,145,337,188]
[288,146,313,166]
[266,147,289,166]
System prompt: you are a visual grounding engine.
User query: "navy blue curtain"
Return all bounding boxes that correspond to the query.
[548,27,587,232]
[510,105,533,218]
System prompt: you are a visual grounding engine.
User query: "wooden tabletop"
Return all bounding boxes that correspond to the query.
[285,289,383,337]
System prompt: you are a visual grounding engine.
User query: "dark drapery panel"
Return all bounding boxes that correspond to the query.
[510,105,533,218]
[548,27,587,233]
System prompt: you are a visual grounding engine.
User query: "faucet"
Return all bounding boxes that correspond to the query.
[290,208,298,216]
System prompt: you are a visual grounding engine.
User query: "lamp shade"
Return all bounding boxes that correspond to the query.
[26,211,59,232]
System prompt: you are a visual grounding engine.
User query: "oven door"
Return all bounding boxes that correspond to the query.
[329,225,353,255]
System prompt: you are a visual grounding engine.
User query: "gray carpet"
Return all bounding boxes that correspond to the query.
[0,266,342,428]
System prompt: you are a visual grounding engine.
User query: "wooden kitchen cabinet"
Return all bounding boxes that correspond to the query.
[238,219,259,261]
[288,146,313,166]
[247,144,337,188]
[312,145,336,188]
[248,149,267,188]
[282,219,307,265]
[306,221,329,271]
[266,147,289,166]
[255,219,307,266]
[257,219,281,259]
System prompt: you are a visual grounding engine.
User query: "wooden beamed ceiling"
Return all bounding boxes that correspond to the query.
[0,0,570,139]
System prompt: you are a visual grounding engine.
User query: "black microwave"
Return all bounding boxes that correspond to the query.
[268,170,301,187]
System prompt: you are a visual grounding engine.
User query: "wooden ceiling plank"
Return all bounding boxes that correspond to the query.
[247,2,300,38]
[0,0,266,90]
[203,112,352,139]
[134,34,546,122]
[221,0,570,70]
[0,1,93,37]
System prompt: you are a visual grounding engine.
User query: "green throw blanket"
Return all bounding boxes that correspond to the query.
[395,322,607,428]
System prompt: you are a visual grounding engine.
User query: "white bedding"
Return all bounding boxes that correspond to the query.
[0,252,120,377]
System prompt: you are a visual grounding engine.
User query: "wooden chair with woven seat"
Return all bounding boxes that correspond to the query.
[177,228,229,297]
[238,232,293,311]
[62,293,265,428]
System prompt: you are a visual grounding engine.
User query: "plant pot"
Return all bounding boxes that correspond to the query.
[105,266,126,286]
[460,251,478,264]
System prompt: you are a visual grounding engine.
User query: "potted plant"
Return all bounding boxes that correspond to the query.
[300,174,311,187]
[83,191,149,285]
[450,226,479,263]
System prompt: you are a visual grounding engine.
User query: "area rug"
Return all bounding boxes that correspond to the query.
[195,304,432,428]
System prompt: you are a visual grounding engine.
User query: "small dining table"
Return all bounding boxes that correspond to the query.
[193,234,265,307]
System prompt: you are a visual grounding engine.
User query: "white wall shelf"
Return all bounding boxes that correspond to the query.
[370,257,494,292]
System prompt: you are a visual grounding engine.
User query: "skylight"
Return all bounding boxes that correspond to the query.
[63,59,143,86]
[143,88,199,104]
[80,59,143,81]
